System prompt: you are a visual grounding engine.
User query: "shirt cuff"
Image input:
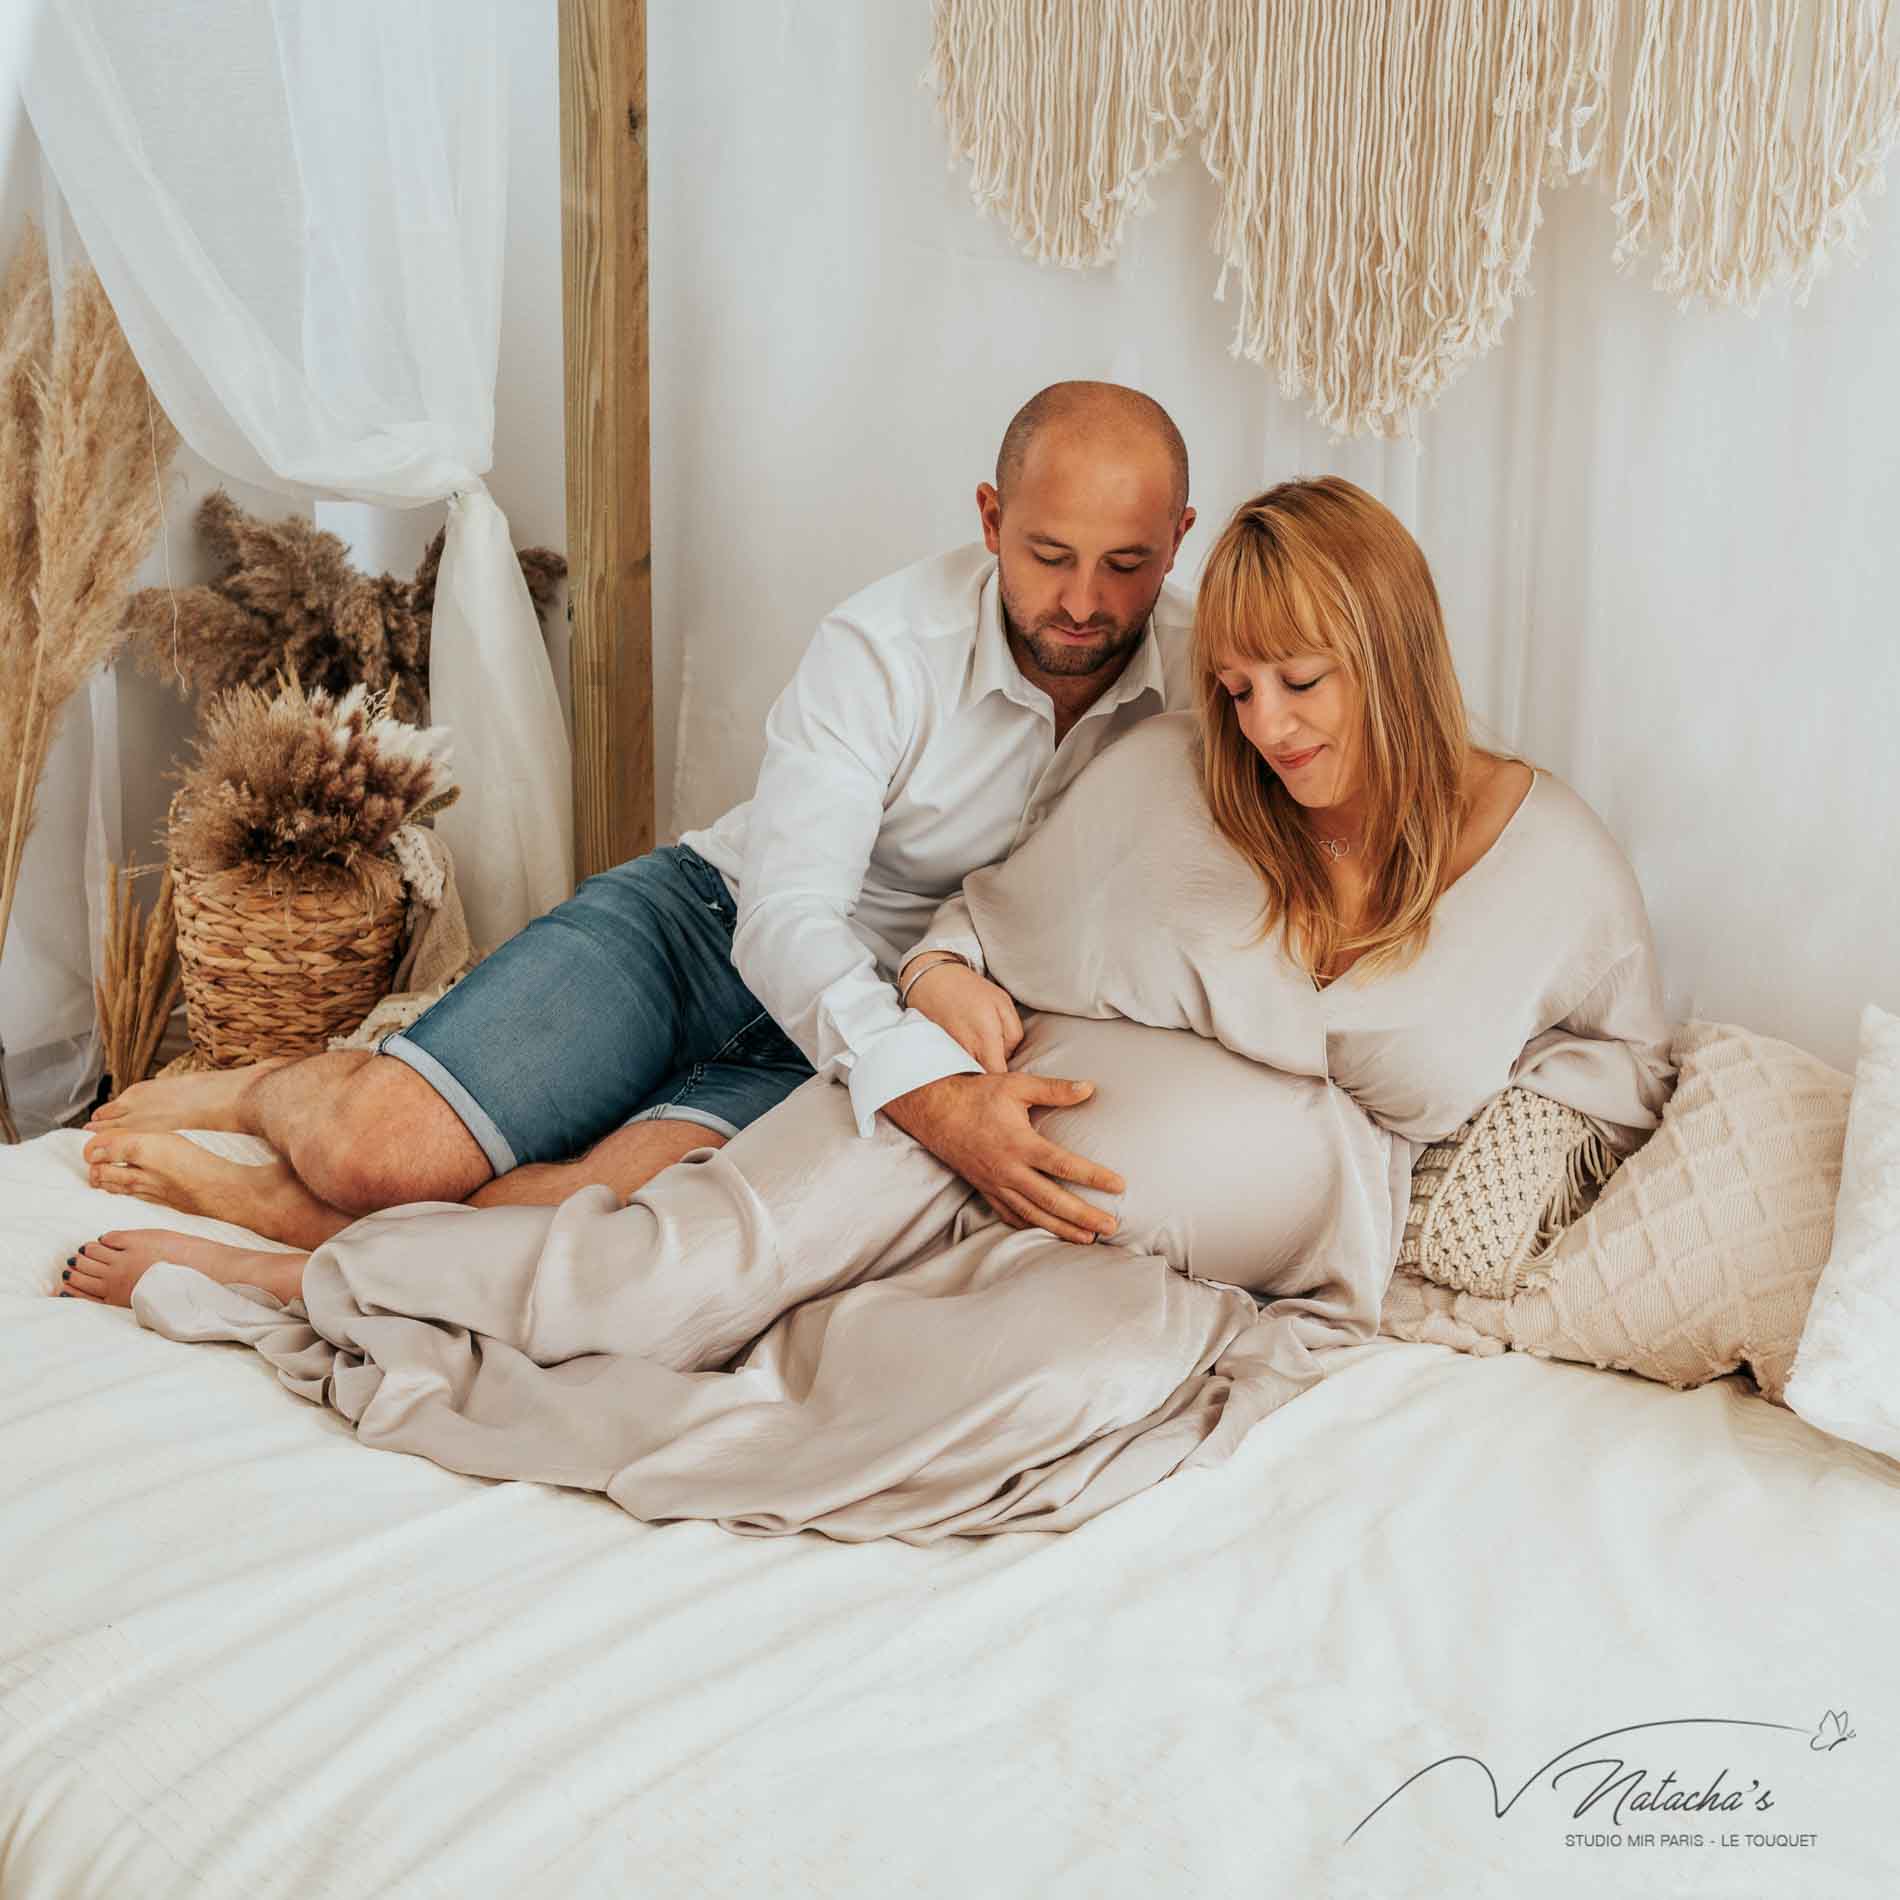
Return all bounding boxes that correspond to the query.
[845,1013,983,1137]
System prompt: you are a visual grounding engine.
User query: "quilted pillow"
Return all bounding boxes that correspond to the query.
[1379,1019,1854,1404]
[1784,1003,1900,1456]
[1396,1088,1618,1299]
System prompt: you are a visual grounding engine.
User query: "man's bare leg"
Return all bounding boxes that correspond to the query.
[59,1125,728,1309]
[84,1050,492,1241]
[85,1056,293,1136]
[83,1042,724,1239]
[468,1117,726,1208]
[79,1136,358,1249]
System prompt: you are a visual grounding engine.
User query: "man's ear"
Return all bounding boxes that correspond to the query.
[975,482,1004,555]
[1167,505,1197,566]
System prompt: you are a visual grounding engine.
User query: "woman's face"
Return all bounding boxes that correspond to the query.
[1212,652,1363,813]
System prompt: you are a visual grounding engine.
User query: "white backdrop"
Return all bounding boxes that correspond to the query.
[649,1,1900,1074]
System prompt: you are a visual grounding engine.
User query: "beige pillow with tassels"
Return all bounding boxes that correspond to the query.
[1380,1021,1854,1405]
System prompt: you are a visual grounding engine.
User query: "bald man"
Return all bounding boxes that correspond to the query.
[83,381,1198,1249]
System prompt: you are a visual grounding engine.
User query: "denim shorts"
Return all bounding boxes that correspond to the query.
[378,844,815,1175]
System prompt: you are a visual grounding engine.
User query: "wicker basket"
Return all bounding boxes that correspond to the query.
[169,832,406,1069]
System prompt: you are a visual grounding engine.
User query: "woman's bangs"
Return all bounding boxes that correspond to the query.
[1197,528,1344,672]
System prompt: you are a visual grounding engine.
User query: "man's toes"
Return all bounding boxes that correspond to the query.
[102,1158,159,1197]
[88,1133,151,1166]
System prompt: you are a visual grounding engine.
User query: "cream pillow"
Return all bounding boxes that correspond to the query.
[1783,1004,1900,1456]
[1379,1019,1854,1404]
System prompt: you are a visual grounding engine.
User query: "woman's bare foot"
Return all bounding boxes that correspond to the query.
[84,1058,289,1136]
[80,1130,352,1250]
[55,1229,308,1309]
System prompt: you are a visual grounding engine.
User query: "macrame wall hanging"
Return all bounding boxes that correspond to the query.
[929,0,1900,435]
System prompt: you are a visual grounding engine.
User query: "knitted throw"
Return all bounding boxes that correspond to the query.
[929,0,1900,435]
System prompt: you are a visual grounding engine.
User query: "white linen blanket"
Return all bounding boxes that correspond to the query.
[9,1119,1899,1897]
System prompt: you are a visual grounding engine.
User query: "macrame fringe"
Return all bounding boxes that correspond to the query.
[929,0,1900,431]
[1612,0,1900,307]
[925,0,1203,266]
[1192,0,1631,435]
[1522,1120,1618,1267]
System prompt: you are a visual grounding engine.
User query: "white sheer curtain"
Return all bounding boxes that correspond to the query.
[20,0,571,958]
[650,1,1900,1075]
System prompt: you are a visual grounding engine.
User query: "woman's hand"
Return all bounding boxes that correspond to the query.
[900,956,1024,1074]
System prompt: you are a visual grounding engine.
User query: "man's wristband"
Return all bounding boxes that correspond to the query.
[898,951,970,1008]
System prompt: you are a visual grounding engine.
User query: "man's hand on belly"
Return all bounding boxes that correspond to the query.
[881,1073,1125,1247]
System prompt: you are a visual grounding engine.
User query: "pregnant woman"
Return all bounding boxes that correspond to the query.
[54,479,1674,1545]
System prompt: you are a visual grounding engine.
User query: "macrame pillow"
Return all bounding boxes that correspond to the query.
[1380,1020,1854,1406]
[1396,1088,1617,1300]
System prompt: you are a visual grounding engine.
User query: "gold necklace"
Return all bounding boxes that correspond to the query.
[1315,833,1358,861]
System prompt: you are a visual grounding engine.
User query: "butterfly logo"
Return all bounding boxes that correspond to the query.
[1811,1710,1855,1752]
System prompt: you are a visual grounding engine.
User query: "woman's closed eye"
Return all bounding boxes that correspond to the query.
[1226,673,1325,703]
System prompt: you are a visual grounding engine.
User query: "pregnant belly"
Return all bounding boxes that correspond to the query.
[1007,1011,1399,1295]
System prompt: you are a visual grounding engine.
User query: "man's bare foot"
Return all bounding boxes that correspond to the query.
[84,1059,289,1136]
[80,1130,352,1250]
[56,1229,307,1309]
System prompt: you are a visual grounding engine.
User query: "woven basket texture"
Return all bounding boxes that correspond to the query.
[169,843,405,1069]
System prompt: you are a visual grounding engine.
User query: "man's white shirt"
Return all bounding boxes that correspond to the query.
[679,542,1195,1135]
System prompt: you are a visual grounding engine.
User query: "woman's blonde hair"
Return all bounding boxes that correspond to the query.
[1193,476,1485,982]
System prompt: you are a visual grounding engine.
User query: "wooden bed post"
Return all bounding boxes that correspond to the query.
[559,0,654,878]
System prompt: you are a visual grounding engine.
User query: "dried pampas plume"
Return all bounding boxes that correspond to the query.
[123,490,568,722]
[95,862,181,1098]
[170,673,458,890]
[0,220,181,1140]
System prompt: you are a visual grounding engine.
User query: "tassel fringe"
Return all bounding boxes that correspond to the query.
[928,0,1900,432]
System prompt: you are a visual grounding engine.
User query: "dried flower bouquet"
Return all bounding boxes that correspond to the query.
[167,674,458,1067]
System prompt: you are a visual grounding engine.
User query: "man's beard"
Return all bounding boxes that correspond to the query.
[998,577,1157,679]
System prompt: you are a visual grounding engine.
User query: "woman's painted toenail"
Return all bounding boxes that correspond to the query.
[66,1255,75,1265]
[61,1269,71,1281]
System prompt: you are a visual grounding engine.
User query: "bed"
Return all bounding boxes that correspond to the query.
[4,1125,1896,1899]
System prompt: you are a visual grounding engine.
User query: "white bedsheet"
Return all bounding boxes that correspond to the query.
[5,1128,1898,1898]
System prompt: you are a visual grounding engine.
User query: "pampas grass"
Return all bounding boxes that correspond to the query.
[0,220,181,1140]
[123,489,568,721]
[170,674,457,890]
[94,862,181,1099]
